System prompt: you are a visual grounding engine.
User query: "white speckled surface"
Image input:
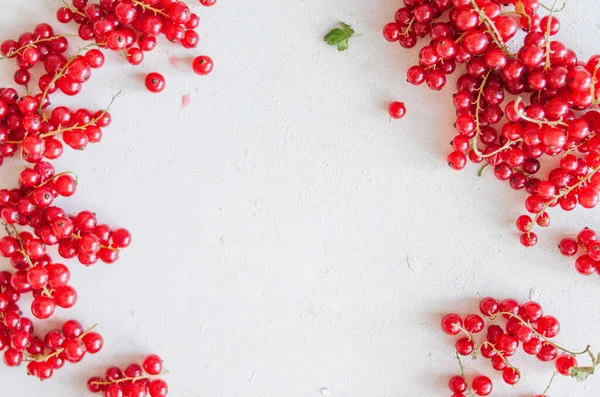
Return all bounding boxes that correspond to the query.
[2,1,600,396]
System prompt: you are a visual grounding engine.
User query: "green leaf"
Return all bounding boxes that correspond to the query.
[569,366,595,382]
[324,22,356,51]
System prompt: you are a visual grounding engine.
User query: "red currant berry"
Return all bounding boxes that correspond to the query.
[145,72,166,93]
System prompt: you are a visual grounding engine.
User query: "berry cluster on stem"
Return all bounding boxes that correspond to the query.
[384,0,600,252]
[87,354,169,397]
[441,296,599,396]
[0,0,216,392]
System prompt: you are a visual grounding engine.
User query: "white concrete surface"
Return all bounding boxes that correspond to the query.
[1,0,600,396]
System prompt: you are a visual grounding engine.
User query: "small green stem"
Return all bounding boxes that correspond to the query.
[455,353,477,397]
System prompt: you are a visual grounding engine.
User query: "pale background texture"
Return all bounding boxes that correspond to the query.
[1,1,600,396]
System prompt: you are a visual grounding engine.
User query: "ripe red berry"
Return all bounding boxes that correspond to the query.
[441,313,463,335]
[556,353,578,376]
[388,101,406,119]
[145,72,166,93]
[192,55,214,75]
[143,354,164,375]
[472,376,492,396]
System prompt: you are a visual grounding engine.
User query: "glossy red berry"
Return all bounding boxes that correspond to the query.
[192,55,214,75]
[145,72,166,93]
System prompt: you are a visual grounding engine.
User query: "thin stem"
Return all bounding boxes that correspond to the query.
[540,1,566,12]
[534,164,600,223]
[477,164,488,177]
[402,18,415,36]
[455,353,477,397]
[474,341,521,375]
[38,42,99,112]
[70,233,119,252]
[29,324,98,362]
[61,0,87,17]
[469,71,521,158]
[513,97,568,127]
[129,0,169,17]
[8,92,121,144]
[26,171,78,195]
[6,223,35,268]
[494,311,593,356]
[91,371,170,386]
[0,35,76,60]
[543,0,559,71]
[469,0,513,57]
[542,372,557,395]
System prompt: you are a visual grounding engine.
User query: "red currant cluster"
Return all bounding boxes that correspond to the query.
[0,161,131,320]
[87,354,168,397]
[0,0,211,391]
[384,0,600,250]
[558,227,600,276]
[1,312,103,380]
[54,0,215,92]
[441,296,597,396]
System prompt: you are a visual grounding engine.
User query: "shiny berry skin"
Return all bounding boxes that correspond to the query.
[388,102,406,119]
[463,314,484,333]
[192,55,214,75]
[558,238,578,256]
[31,296,56,319]
[148,379,169,397]
[556,354,578,376]
[577,228,597,246]
[448,151,467,170]
[82,332,104,354]
[537,315,560,338]
[520,301,543,323]
[145,72,166,93]
[62,319,84,338]
[87,376,104,392]
[472,376,492,396]
[537,342,558,361]
[143,354,164,375]
[3,348,23,367]
[199,0,217,6]
[502,367,520,385]
[479,297,499,317]
[575,254,597,275]
[455,337,474,356]
[441,313,463,335]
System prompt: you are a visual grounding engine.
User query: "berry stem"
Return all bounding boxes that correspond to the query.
[539,1,566,12]
[543,0,560,71]
[513,96,568,127]
[91,370,170,386]
[60,0,87,17]
[477,164,488,177]
[542,372,557,395]
[402,17,415,36]
[471,70,522,158]
[534,165,600,223]
[474,340,521,375]
[4,223,35,268]
[8,92,121,144]
[494,311,593,357]
[0,35,77,60]
[455,353,477,397]
[129,0,169,17]
[70,233,119,252]
[38,42,99,113]
[26,171,78,194]
[469,0,512,56]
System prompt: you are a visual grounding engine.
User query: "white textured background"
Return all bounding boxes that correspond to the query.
[2,1,600,396]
